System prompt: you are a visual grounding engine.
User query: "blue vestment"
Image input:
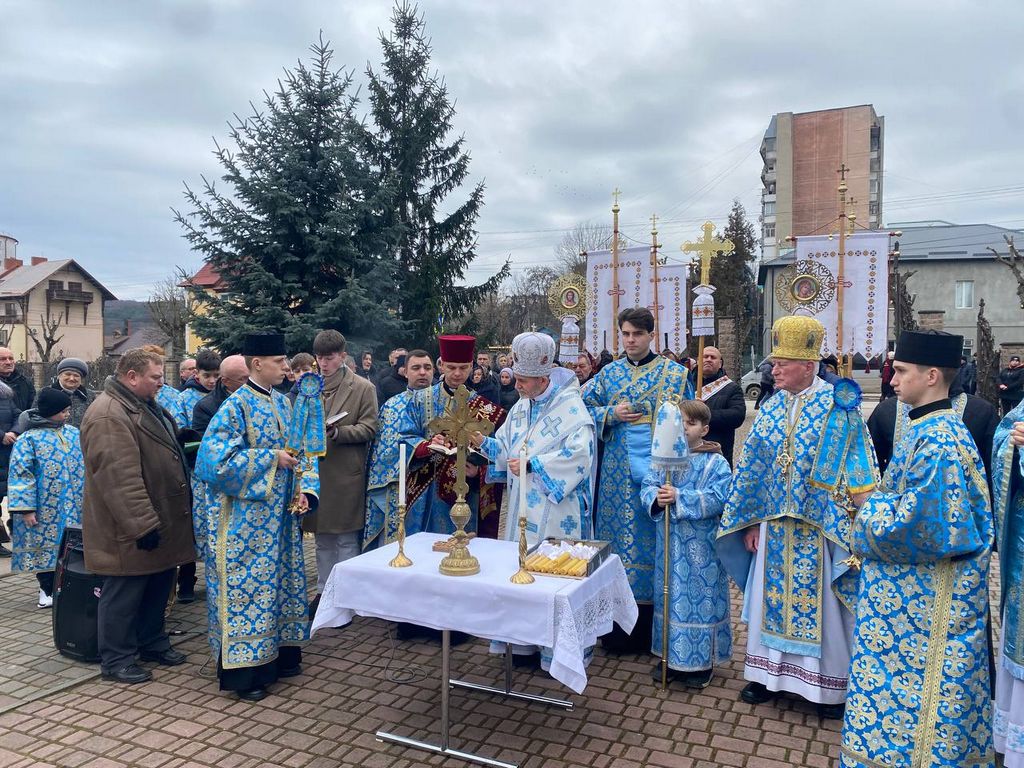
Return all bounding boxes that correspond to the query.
[363,389,431,549]
[994,400,1024,759]
[841,405,993,768]
[156,384,179,419]
[582,355,692,602]
[196,383,319,670]
[719,378,872,657]
[641,448,732,671]
[8,423,84,572]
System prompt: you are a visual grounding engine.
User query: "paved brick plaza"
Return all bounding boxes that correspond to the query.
[0,548,856,768]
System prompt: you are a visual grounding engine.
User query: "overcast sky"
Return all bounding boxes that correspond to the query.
[1,0,1022,300]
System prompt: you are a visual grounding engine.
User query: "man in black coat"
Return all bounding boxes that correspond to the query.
[191,355,249,436]
[689,346,746,467]
[868,379,1000,484]
[0,347,35,411]
[1000,355,1024,416]
[376,355,409,406]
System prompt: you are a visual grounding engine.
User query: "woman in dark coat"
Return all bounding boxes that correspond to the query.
[498,368,519,411]
[0,380,21,556]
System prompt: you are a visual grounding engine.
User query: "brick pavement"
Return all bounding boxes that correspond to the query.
[0,551,857,768]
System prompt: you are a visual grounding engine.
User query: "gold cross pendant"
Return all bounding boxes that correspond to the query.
[776,449,794,472]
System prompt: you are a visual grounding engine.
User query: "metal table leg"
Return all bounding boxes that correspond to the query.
[450,646,574,710]
[376,630,520,768]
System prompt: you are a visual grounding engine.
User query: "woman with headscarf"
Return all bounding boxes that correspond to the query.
[468,364,500,405]
[498,367,519,411]
[41,357,96,428]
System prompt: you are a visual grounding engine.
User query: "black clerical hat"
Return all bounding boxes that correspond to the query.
[894,330,962,369]
[242,333,286,357]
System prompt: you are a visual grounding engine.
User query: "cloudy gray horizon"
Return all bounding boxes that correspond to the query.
[1,0,1022,301]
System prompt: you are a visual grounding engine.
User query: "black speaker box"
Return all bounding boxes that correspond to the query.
[52,525,103,663]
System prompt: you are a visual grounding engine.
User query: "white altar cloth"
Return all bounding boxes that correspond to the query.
[311,533,638,693]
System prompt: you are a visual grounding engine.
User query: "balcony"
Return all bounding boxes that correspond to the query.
[0,312,21,324]
[47,288,94,304]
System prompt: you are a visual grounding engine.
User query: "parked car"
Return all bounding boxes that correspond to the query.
[740,359,768,401]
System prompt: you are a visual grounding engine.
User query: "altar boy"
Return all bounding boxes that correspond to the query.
[641,399,732,687]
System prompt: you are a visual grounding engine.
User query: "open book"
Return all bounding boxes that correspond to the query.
[326,411,348,427]
[427,443,488,463]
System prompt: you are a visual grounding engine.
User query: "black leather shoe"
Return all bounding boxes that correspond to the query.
[278,664,302,678]
[139,648,187,666]
[681,669,714,689]
[177,586,195,604]
[818,703,845,720]
[0,544,11,558]
[740,681,776,705]
[102,664,152,684]
[237,687,268,702]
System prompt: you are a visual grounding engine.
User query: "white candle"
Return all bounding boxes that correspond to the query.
[519,442,528,518]
[399,443,406,503]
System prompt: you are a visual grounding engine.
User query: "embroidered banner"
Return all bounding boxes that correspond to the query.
[585,246,688,354]
[780,231,890,358]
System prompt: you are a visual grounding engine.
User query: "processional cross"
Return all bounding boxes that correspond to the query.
[682,222,735,393]
[428,385,494,576]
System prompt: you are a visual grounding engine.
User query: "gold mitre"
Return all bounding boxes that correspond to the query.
[771,315,824,361]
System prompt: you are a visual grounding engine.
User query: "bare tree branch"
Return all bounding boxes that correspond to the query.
[988,235,1024,312]
[147,268,200,358]
[554,222,612,276]
[26,310,65,364]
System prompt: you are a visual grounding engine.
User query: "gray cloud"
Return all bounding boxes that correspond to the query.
[1,0,1022,298]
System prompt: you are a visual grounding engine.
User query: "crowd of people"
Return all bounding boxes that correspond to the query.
[0,304,1021,766]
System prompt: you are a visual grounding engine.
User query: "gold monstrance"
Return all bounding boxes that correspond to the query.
[428,385,495,576]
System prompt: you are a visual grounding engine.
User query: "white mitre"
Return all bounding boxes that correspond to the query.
[511,332,556,377]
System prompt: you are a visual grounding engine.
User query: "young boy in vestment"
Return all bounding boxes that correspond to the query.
[642,399,731,687]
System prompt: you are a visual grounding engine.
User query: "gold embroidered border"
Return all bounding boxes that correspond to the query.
[911,558,954,767]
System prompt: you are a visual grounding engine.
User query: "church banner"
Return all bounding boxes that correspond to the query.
[779,231,890,358]
[585,247,688,354]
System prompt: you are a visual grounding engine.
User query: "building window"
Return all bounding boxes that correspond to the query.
[870,157,880,172]
[0,331,7,346]
[68,281,82,292]
[869,201,879,215]
[763,201,776,215]
[870,126,881,152]
[955,280,974,309]
[48,280,63,291]
[764,137,776,153]
[763,223,776,239]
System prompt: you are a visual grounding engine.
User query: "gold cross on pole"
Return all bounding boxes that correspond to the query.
[682,221,735,285]
[612,187,622,210]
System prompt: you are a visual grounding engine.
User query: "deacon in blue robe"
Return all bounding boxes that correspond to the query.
[8,398,83,605]
[196,337,319,701]
[994,400,1024,764]
[582,307,692,650]
[842,330,994,768]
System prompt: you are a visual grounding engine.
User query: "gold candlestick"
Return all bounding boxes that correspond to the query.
[389,502,413,568]
[509,516,535,585]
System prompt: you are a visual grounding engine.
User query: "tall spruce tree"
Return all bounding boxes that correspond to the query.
[174,36,401,353]
[707,200,758,353]
[364,2,508,342]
